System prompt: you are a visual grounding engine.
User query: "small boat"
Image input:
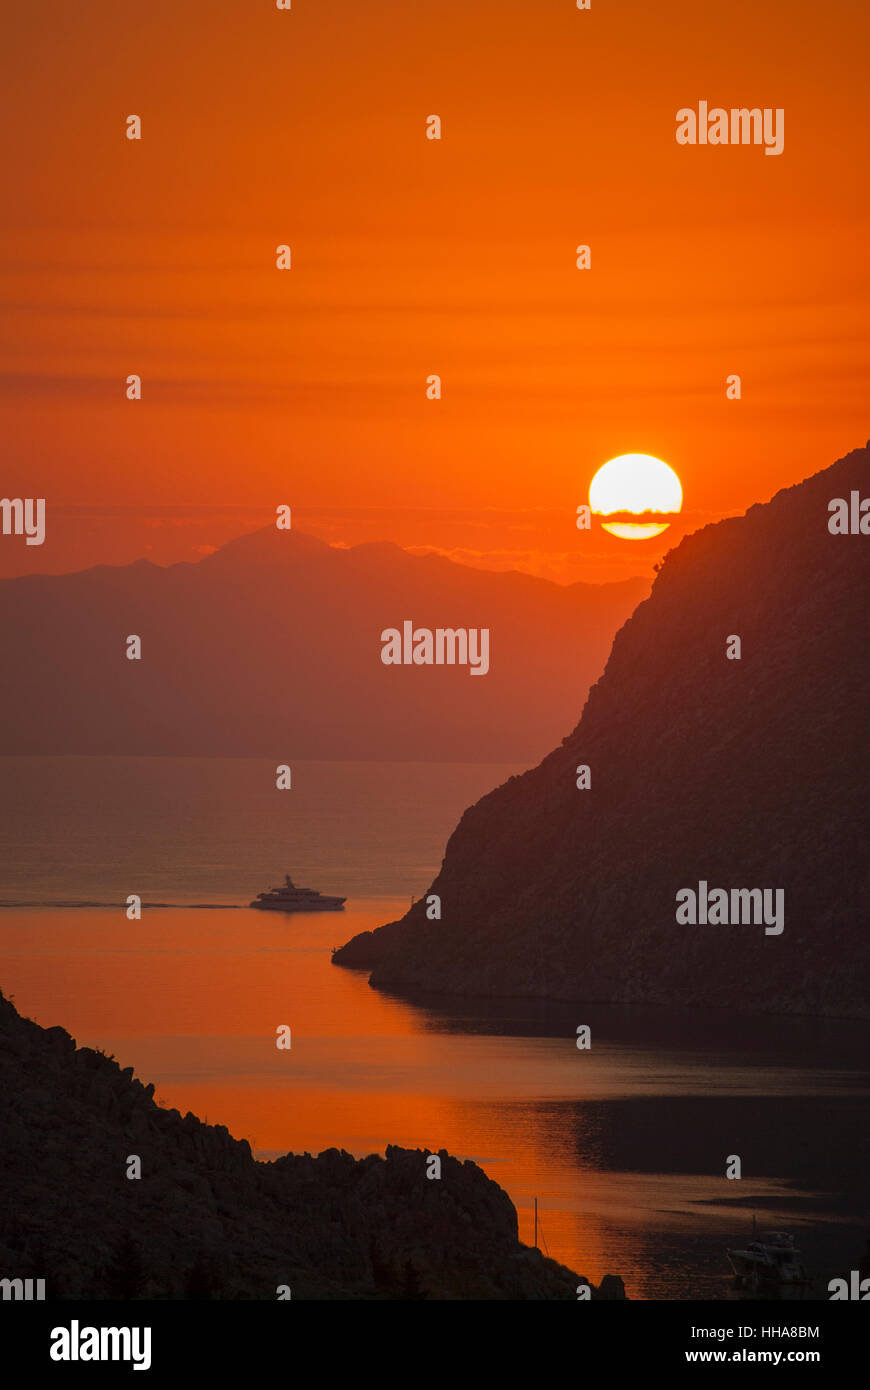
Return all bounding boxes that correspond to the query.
[726,1230,808,1291]
[249,874,346,913]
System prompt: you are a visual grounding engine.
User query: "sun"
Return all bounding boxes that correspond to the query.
[589,453,683,539]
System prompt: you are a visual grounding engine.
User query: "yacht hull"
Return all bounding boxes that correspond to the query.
[250,899,346,912]
[726,1237,808,1289]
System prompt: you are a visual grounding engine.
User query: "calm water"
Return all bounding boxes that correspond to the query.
[1,757,867,1299]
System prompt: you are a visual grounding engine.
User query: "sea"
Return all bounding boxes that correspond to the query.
[1,756,867,1300]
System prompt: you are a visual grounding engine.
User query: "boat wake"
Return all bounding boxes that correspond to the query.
[0,901,244,910]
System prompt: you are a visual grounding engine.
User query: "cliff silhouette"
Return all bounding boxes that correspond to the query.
[0,526,644,762]
[0,992,624,1299]
[335,444,870,1018]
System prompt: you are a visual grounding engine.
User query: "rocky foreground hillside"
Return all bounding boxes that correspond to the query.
[0,992,623,1299]
[335,444,870,1018]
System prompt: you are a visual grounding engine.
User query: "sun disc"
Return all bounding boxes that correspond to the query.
[589,453,682,539]
[601,521,671,540]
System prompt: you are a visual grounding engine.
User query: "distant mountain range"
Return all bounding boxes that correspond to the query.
[0,527,645,761]
[335,444,870,1018]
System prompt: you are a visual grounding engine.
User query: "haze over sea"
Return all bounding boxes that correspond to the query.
[1,756,866,1299]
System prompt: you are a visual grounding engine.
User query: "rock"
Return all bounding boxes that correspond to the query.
[334,443,870,1020]
[0,992,624,1301]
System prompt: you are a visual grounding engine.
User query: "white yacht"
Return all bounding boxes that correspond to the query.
[250,874,346,913]
[726,1231,808,1290]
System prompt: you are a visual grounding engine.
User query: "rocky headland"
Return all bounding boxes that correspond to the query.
[0,992,624,1300]
[335,444,870,1019]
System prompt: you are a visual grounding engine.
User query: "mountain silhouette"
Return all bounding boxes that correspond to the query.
[335,444,870,1018]
[0,991,625,1300]
[0,527,644,761]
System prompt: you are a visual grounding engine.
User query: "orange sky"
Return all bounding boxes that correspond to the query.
[1,0,867,582]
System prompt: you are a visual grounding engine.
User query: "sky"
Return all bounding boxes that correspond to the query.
[1,0,867,582]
